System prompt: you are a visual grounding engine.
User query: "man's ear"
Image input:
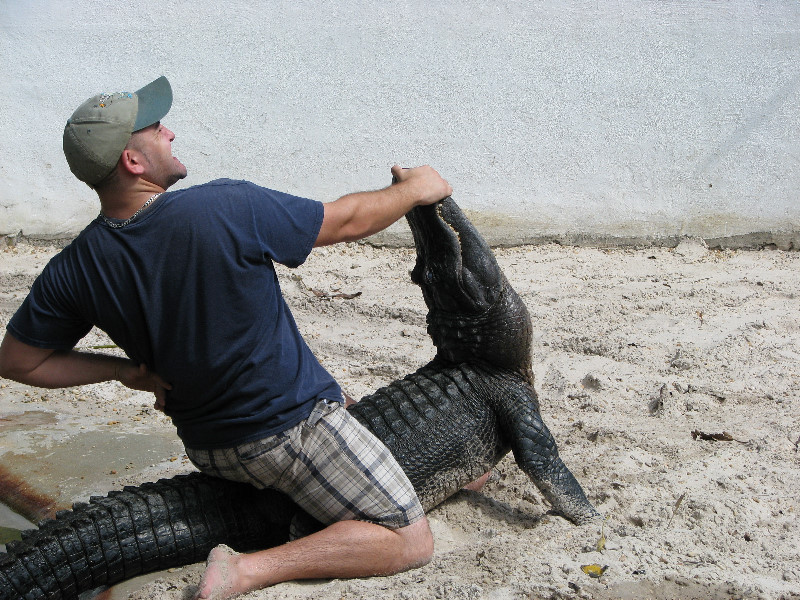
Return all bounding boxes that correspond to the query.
[119,148,147,176]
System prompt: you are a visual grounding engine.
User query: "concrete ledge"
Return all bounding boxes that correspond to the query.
[366,229,800,251]
[4,229,799,252]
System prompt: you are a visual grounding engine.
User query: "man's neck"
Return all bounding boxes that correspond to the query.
[98,181,166,220]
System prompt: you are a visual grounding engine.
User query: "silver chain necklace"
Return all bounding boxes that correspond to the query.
[100,193,162,228]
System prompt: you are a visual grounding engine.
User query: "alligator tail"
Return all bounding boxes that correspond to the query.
[0,473,298,600]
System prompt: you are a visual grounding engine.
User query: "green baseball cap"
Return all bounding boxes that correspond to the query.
[63,76,173,185]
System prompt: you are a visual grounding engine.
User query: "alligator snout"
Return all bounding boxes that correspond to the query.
[407,198,503,316]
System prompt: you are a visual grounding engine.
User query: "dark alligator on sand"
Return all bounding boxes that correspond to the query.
[0,197,598,599]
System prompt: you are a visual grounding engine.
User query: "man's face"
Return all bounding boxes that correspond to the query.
[127,122,187,190]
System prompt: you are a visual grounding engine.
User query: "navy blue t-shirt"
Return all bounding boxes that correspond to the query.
[7,179,342,449]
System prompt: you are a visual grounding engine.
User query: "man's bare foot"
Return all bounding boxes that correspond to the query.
[462,471,491,492]
[193,544,241,600]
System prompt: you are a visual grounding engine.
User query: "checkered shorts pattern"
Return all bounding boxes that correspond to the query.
[186,399,424,529]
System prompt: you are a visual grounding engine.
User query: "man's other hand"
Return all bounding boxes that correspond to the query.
[117,361,172,412]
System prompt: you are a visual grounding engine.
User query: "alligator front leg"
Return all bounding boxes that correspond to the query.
[485,371,600,524]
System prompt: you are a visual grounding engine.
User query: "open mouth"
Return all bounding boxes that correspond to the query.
[406,198,502,314]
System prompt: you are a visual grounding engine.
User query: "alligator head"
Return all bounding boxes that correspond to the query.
[406,197,533,380]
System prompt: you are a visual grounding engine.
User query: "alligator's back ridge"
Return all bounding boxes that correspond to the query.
[350,362,506,508]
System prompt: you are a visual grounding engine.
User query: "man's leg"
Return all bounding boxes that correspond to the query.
[194,516,432,599]
[188,399,430,599]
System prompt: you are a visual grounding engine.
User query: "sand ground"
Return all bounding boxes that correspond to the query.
[1,237,798,600]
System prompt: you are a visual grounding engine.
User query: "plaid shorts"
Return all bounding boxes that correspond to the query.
[186,399,424,530]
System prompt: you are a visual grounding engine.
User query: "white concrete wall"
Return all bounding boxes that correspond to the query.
[1,0,799,247]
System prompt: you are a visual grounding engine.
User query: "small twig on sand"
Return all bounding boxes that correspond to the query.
[667,492,686,528]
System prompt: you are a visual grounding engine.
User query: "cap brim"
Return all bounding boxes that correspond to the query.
[133,76,173,131]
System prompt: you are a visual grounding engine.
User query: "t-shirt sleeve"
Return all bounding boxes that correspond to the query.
[6,256,92,350]
[241,182,324,267]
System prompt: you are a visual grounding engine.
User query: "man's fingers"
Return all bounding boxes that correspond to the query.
[390,165,451,201]
[130,363,171,411]
[137,363,172,390]
[153,386,167,412]
[390,164,407,183]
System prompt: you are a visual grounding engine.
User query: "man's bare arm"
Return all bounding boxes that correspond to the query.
[315,165,452,247]
[0,332,171,409]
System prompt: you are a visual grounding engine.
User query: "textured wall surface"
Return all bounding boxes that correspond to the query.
[1,1,799,246]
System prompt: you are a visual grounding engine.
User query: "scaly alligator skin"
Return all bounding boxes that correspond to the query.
[0,197,598,599]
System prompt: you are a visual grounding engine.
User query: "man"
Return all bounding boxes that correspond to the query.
[0,76,452,599]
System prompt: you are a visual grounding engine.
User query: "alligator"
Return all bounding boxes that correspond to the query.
[0,196,599,600]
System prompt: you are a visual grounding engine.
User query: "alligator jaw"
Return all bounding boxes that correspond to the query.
[406,198,533,376]
[406,197,503,316]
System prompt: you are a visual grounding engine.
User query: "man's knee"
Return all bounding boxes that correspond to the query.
[396,516,434,570]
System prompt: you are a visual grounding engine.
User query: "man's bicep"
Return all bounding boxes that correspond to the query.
[0,331,57,380]
[315,200,352,247]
